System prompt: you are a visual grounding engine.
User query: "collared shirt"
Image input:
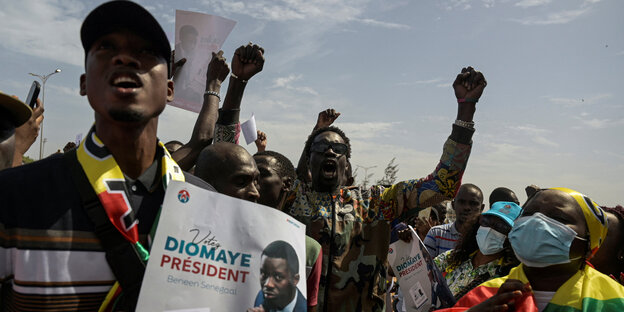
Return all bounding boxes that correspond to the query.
[277,291,298,312]
[424,222,460,258]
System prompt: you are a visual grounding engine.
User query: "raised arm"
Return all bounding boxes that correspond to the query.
[171,51,229,171]
[13,98,43,167]
[254,130,267,153]
[295,109,340,182]
[370,67,487,221]
[214,43,265,143]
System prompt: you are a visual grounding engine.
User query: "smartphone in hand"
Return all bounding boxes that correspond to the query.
[25,81,41,109]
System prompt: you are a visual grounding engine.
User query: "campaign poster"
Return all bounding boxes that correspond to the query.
[172,10,236,113]
[387,226,455,311]
[136,181,307,312]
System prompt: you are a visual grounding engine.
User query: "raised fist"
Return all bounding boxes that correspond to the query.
[452,66,487,101]
[231,43,265,81]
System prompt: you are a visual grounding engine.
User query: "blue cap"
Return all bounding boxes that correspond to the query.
[483,201,522,227]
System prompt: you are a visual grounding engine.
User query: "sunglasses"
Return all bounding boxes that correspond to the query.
[310,142,348,155]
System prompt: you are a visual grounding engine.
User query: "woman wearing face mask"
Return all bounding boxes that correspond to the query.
[438,187,624,312]
[433,201,522,299]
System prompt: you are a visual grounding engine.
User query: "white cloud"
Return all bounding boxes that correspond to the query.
[545,93,612,107]
[513,8,589,25]
[0,1,85,66]
[340,121,400,139]
[397,78,443,86]
[576,117,624,129]
[509,124,559,147]
[515,0,552,8]
[353,18,410,30]
[202,0,405,28]
[272,74,318,95]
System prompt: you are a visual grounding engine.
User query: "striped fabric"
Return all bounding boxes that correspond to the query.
[423,222,460,258]
[1,226,114,311]
[440,264,624,312]
[0,151,211,311]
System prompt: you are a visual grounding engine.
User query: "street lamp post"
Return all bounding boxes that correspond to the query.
[29,68,61,160]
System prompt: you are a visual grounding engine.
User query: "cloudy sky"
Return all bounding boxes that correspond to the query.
[0,0,622,206]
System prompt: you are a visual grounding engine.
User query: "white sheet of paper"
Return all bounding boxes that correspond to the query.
[136,181,307,312]
[75,133,83,145]
[387,226,455,311]
[241,114,257,145]
[171,11,236,113]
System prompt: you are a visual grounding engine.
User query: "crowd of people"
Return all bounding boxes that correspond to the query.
[0,1,622,311]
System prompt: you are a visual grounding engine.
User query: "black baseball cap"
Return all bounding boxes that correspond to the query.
[80,1,171,67]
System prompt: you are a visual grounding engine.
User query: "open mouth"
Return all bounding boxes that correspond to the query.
[321,160,337,178]
[109,72,142,93]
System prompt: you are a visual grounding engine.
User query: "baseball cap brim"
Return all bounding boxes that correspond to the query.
[80,1,171,66]
[0,92,32,126]
[483,201,522,227]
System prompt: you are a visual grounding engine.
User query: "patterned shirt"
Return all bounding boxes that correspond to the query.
[433,250,501,299]
[284,125,473,312]
[424,222,460,258]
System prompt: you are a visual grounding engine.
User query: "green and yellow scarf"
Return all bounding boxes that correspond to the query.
[76,126,185,311]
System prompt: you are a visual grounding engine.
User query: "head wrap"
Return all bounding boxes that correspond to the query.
[549,187,608,258]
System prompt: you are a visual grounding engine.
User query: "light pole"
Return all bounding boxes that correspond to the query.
[356,165,377,189]
[29,68,61,160]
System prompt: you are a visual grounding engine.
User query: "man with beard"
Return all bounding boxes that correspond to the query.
[195,143,323,310]
[284,67,486,311]
[0,2,212,310]
[249,240,307,312]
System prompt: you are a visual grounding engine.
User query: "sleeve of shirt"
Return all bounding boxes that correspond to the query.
[306,246,322,307]
[423,227,439,258]
[214,108,241,144]
[367,125,473,221]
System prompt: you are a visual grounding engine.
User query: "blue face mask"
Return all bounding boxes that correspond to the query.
[476,226,507,255]
[509,212,586,268]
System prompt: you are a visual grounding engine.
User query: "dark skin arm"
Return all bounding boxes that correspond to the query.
[453,66,487,122]
[296,109,341,182]
[221,43,265,112]
[171,51,229,171]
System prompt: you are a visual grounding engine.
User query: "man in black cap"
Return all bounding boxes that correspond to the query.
[0,1,212,310]
[0,92,32,170]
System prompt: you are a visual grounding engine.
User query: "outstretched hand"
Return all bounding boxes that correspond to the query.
[467,279,531,312]
[232,43,265,81]
[207,50,230,84]
[453,66,487,101]
[315,108,341,129]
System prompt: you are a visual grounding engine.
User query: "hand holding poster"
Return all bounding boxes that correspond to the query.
[172,11,236,113]
[387,226,455,311]
[137,181,307,311]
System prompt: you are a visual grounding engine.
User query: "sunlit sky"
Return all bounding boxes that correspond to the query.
[0,0,622,205]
